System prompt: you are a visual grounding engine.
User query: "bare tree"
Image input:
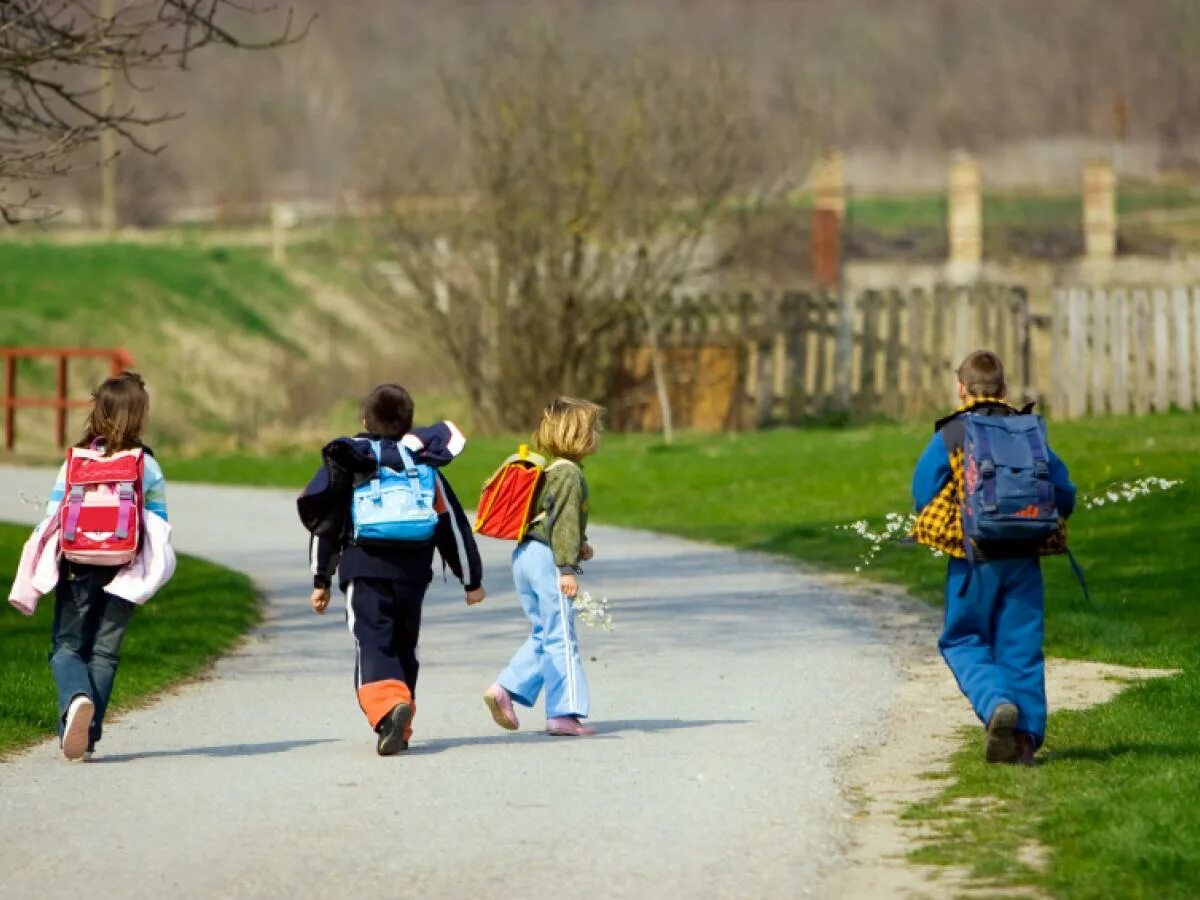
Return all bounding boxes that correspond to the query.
[372,24,776,435]
[0,0,307,220]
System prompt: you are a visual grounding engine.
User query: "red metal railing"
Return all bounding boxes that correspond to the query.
[2,347,136,451]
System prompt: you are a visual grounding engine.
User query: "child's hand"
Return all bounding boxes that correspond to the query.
[580,542,594,561]
[311,586,331,615]
[559,573,579,598]
[465,587,486,606]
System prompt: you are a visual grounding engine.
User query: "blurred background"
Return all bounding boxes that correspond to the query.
[3,0,1199,452]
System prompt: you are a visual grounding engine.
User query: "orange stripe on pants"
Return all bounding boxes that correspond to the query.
[357,679,413,731]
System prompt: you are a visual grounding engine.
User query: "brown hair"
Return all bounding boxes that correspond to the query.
[956,350,1006,398]
[362,383,414,439]
[533,397,603,461]
[79,371,149,453]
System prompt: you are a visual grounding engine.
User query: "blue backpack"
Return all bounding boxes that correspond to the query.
[961,412,1060,547]
[351,440,439,544]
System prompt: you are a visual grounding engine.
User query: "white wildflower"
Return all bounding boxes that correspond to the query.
[574,591,614,631]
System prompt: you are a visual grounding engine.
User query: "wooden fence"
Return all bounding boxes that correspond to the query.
[1050,287,1200,419]
[608,284,1040,431]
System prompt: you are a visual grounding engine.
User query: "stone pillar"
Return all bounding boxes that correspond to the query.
[1083,160,1116,260]
[811,152,845,219]
[947,152,982,282]
[811,152,844,288]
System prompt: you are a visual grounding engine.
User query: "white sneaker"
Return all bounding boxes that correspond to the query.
[62,695,94,762]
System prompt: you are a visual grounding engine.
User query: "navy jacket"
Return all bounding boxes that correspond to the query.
[298,423,482,592]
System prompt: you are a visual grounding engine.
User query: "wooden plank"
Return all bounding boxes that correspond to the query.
[979,284,994,349]
[992,286,1009,367]
[907,287,927,416]
[952,286,972,405]
[1152,288,1171,412]
[1012,287,1031,404]
[1132,289,1151,415]
[1067,288,1088,419]
[1195,288,1200,411]
[1172,287,1193,411]
[756,337,775,426]
[787,291,811,423]
[1089,288,1109,415]
[833,289,854,414]
[1110,288,1130,415]
[813,287,831,409]
[930,284,949,394]
[883,289,904,418]
[858,290,881,415]
[1050,288,1067,418]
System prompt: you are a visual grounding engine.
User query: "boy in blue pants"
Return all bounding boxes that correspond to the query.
[911,350,1076,765]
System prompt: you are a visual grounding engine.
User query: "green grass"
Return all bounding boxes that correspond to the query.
[168,413,1199,897]
[0,521,260,754]
[0,241,312,450]
[0,242,299,349]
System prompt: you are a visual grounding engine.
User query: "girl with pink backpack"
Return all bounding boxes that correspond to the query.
[40,371,170,761]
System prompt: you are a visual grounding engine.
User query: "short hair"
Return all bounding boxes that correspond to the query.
[533,397,603,461]
[362,383,414,438]
[956,350,1006,398]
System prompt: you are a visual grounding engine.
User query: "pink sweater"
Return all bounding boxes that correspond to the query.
[8,512,176,616]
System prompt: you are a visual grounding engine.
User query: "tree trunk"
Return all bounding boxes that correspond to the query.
[644,315,674,445]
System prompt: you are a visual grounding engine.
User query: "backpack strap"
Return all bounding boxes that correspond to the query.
[367,440,384,502]
[63,483,85,542]
[396,443,429,510]
[1022,429,1054,509]
[969,419,999,513]
[114,482,136,540]
[1066,546,1090,603]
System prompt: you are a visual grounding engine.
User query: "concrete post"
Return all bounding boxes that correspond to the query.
[947,152,981,282]
[1083,160,1116,260]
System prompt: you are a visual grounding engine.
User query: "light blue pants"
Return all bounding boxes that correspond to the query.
[940,557,1047,746]
[498,541,590,718]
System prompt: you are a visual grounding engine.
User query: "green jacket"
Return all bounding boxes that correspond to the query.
[525,459,589,574]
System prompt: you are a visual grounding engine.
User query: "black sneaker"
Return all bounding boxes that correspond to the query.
[1014,734,1037,767]
[376,703,413,757]
[985,703,1019,763]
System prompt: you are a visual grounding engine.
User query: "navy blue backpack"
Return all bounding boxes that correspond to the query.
[962,412,1060,546]
[960,411,1087,598]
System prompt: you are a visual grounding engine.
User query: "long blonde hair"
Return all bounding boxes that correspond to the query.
[532,397,602,462]
[79,371,149,453]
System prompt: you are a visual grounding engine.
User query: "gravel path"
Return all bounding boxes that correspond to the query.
[0,467,899,899]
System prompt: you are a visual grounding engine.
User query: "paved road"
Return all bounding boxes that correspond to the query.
[0,466,898,899]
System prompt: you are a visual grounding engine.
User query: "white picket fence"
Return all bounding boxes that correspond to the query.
[1050,286,1200,418]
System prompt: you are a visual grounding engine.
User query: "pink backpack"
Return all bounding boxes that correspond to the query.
[59,446,145,566]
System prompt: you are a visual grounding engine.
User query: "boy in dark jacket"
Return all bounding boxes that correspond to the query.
[298,384,484,755]
[911,351,1076,766]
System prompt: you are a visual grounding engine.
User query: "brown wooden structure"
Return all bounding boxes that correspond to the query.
[2,347,135,451]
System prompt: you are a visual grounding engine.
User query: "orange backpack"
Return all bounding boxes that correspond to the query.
[474,445,547,541]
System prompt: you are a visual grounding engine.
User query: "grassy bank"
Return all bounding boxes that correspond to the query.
[169,413,1198,897]
[0,522,260,755]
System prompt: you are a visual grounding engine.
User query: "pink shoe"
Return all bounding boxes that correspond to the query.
[483,684,519,731]
[545,716,596,737]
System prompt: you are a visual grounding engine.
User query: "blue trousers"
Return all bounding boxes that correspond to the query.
[498,541,590,718]
[940,557,1046,746]
[48,562,136,748]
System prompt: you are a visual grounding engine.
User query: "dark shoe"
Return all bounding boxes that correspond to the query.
[985,702,1019,763]
[376,703,413,757]
[1015,734,1037,767]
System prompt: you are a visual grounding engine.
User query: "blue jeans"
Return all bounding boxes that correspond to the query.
[940,557,1046,746]
[49,562,136,748]
[497,541,590,718]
